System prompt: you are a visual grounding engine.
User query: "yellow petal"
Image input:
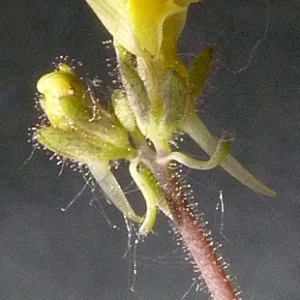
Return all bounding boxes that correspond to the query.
[86,0,144,56]
[128,0,185,56]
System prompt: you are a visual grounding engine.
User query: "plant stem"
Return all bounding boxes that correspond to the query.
[164,174,239,300]
[141,146,239,300]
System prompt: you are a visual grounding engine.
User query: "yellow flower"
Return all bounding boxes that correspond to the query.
[86,0,199,58]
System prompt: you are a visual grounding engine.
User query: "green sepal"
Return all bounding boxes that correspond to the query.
[183,112,276,196]
[129,158,169,235]
[188,46,213,104]
[129,159,157,235]
[37,125,142,223]
[111,90,137,133]
[55,93,131,149]
[88,161,143,224]
[160,69,187,131]
[160,139,231,170]
[141,69,188,150]
[36,126,134,162]
[114,42,150,131]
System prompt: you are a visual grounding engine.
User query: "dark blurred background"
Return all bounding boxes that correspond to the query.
[1,0,299,299]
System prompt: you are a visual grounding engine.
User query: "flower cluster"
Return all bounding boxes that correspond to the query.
[34,0,275,235]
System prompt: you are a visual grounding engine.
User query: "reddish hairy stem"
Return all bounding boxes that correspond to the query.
[164,174,239,300]
[141,146,239,300]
